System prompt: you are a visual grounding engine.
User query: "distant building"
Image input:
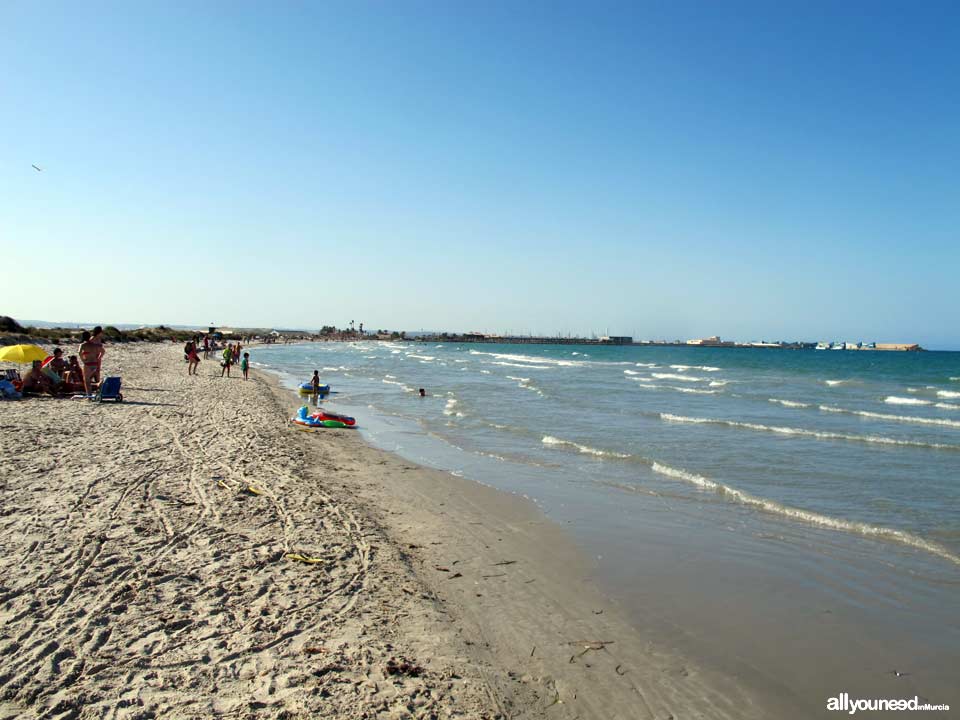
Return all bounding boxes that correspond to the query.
[599,336,633,345]
[875,343,922,351]
[687,336,734,346]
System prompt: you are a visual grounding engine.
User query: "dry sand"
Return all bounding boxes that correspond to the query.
[0,343,757,719]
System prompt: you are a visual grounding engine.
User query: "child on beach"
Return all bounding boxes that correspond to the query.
[241,352,250,380]
[311,370,320,394]
[221,344,233,377]
[187,342,201,375]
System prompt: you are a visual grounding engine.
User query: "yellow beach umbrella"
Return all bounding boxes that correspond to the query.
[0,344,49,364]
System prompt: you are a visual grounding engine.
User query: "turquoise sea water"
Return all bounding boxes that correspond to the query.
[253,341,959,715]
[255,341,960,566]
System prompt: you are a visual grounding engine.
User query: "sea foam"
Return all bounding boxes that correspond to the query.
[660,413,960,450]
[541,435,631,459]
[885,396,932,406]
[769,398,811,408]
[650,463,960,566]
[651,373,708,382]
[819,405,960,428]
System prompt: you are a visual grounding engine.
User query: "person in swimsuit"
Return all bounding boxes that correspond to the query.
[40,348,67,391]
[187,341,201,375]
[78,331,99,395]
[240,352,250,380]
[65,355,82,386]
[21,360,54,396]
[90,326,106,386]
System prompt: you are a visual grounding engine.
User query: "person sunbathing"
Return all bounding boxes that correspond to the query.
[21,360,55,396]
[65,355,83,385]
[41,348,67,387]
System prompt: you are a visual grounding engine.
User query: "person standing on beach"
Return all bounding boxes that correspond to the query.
[311,370,320,394]
[91,326,106,387]
[240,352,250,380]
[221,344,233,377]
[78,331,98,395]
[187,342,201,375]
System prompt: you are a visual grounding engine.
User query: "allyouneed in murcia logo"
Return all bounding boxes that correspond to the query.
[827,693,950,714]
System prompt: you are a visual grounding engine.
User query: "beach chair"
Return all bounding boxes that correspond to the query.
[96,376,123,403]
[3,369,20,382]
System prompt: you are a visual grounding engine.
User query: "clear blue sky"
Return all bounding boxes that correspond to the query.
[2,1,958,347]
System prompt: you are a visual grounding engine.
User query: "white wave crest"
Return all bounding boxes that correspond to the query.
[652,373,708,382]
[628,380,715,394]
[541,435,631,459]
[406,354,435,361]
[824,379,847,386]
[507,375,544,396]
[650,463,960,566]
[669,364,721,372]
[818,405,960,429]
[443,398,459,416]
[623,369,641,375]
[470,350,583,367]
[491,361,553,370]
[936,402,959,410]
[769,398,811,408]
[884,396,931,406]
[937,390,960,399]
[708,380,728,387]
[660,413,960,450]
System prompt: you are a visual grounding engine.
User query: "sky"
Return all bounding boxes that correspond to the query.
[1,1,958,348]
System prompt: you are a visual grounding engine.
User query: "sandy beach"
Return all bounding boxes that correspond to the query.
[0,343,759,719]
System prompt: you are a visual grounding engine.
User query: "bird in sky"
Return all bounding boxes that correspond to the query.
[32,164,43,172]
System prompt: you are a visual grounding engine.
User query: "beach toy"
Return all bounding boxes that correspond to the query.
[309,409,356,427]
[290,405,355,430]
[298,382,331,395]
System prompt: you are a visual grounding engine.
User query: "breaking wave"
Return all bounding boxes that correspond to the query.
[669,364,721,372]
[650,463,960,566]
[660,413,960,450]
[769,398,811,408]
[507,375,545,396]
[470,350,583,367]
[885,396,932,406]
[492,361,553,370]
[819,405,960,429]
[541,435,631,459]
[937,390,960,399]
[652,373,708,382]
[627,379,716,394]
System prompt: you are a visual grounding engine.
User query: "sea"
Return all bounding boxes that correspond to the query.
[253,341,960,716]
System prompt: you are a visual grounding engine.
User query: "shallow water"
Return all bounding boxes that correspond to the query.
[254,341,960,716]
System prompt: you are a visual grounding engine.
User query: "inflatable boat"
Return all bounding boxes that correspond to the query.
[298,382,331,395]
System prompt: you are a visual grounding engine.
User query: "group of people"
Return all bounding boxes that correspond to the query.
[16,326,106,397]
[183,337,249,380]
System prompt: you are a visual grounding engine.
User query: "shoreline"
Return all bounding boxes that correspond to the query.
[254,341,960,719]
[255,363,767,718]
[0,343,757,719]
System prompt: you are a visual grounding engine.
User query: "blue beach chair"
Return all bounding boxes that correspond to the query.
[97,376,123,403]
